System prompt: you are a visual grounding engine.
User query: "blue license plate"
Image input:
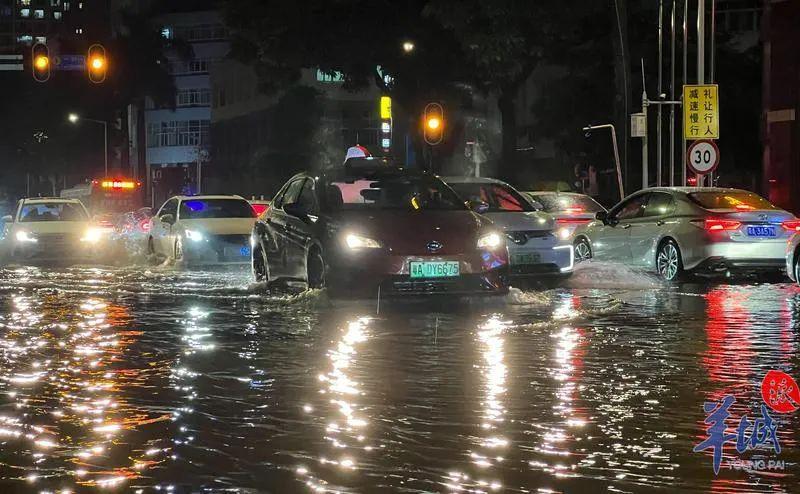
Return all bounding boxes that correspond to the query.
[746,226,776,237]
[239,246,251,256]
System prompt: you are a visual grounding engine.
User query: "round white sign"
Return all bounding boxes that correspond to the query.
[687,140,720,175]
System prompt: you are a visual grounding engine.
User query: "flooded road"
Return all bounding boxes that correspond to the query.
[0,263,799,493]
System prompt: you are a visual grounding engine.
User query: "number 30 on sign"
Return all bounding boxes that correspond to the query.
[687,140,720,175]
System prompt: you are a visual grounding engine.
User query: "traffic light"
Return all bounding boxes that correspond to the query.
[31,42,50,82]
[87,44,107,83]
[423,102,444,145]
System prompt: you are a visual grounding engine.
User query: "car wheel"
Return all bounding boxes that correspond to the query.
[252,243,270,282]
[574,238,592,263]
[656,239,683,282]
[794,255,800,285]
[306,247,326,289]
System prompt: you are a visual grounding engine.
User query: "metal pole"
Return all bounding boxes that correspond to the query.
[642,92,649,189]
[103,121,108,176]
[197,153,202,194]
[696,0,705,187]
[709,0,717,185]
[610,126,625,199]
[657,0,664,187]
[670,1,677,186]
[682,0,688,186]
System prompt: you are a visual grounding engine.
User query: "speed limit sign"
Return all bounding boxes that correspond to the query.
[687,140,720,175]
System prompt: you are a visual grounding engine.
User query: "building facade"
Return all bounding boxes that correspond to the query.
[762,0,799,214]
[143,10,228,207]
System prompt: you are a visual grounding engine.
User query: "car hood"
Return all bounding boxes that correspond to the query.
[177,218,256,235]
[333,209,491,255]
[482,211,555,231]
[10,221,90,235]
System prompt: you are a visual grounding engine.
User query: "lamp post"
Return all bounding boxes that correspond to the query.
[68,113,108,176]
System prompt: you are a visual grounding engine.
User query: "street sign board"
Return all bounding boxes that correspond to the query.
[683,84,719,140]
[56,54,86,71]
[687,140,720,175]
[631,113,646,138]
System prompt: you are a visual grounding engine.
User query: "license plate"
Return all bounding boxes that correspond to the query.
[409,261,460,279]
[746,226,776,237]
[512,252,541,265]
[226,246,251,257]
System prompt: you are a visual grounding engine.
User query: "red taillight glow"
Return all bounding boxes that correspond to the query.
[735,204,755,211]
[139,220,151,232]
[251,204,269,215]
[781,220,800,232]
[702,218,742,231]
[101,180,136,189]
[563,207,585,215]
[557,218,591,225]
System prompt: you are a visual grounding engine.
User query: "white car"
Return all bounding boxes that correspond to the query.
[443,177,574,278]
[146,195,257,265]
[1,198,108,263]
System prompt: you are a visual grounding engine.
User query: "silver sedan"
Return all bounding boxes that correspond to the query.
[573,187,797,281]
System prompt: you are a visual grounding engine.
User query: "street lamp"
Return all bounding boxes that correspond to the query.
[402,41,415,53]
[68,113,108,175]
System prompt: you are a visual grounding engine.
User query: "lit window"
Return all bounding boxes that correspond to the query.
[20,0,31,5]
[50,0,61,6]
[16,34,33,44]
[316,69,344,83]
[35,36,46,44]
[53,11,61,20]
[75,28,82,34]
[78,2,83,9]
[161,27,172,39]
[64,2,70,10]
[20,8,30,17]
[33,9,44,18]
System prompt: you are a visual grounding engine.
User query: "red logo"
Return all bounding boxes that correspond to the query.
[761,370,800,414]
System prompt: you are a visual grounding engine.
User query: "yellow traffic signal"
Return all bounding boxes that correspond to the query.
[87,44,107,83]
[31,42,50,82]
[423,102,444,145]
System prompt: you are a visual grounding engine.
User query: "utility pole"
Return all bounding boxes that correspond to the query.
[669,2,677,186]
[682,0,689,186]
[641,60,649,190]
[657,0,664,187]
[583,124,625,201]
[696,0,705,186]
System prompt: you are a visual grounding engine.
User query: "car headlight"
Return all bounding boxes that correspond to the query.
[477,232,504,250]
[81,227,105,243]
[185,229,205,242]
[345,233,381,249]
[15,230,38,243]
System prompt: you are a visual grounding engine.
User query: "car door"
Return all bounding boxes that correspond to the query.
[283,178,320,280]
[629,192,676,266]
[591,194,648,261]
[266,178,305,279]
[152,199,178,255]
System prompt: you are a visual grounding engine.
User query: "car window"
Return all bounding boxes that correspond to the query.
[179,199,256,219]
[327,174,464,211]
[613,194,648,221]
[271,183,291,210]
[159,199,178,219]
[688,191,778,210]
[18,202,88,222]
[295,179,318,214]
[642,192,675,218]
[449,183,535,212]
[531,193,605,213]
[281,179,306,209]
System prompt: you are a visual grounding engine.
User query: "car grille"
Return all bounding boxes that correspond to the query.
[506,230,553,245]
[37,233,79,247]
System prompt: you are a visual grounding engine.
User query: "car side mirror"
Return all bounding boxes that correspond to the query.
[284,202,309,221]
[467,200,490,214]
[160,214,174,225]
[1,215,12,223]
[595,211,608,224]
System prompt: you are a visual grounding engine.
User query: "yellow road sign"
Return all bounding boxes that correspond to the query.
[683,84,719,140]
[380,96,392,120]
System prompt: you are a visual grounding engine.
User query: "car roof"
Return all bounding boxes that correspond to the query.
[526,191,590,197]
[22,197,83,204]
[638,186,752,195]
[440,176,509,186]
[173,194,247,201]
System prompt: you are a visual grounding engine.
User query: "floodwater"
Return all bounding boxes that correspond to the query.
[0,261,799,493]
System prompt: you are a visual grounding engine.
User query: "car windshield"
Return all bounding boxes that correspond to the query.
[530,193,605,213]
[326,173,465,211]
[18,203,88,222]
[179,199,256,219]
[448,182,535,212]
[688,191,778,211]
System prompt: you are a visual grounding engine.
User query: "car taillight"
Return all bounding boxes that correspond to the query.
[735,204,755,211]
[139,220,151,232]
[693,218,741,231]
[557,218,591,225]
[251,204,269,215]
[563,207,584,215]
[781,219,800,232]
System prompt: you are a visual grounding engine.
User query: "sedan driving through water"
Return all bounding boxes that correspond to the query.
[251,160,509,297]
[574,187,799,280]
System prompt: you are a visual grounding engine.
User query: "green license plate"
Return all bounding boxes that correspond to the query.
[409,261,460,279]
[512,253,541,265]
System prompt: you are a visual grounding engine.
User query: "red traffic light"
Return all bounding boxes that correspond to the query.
[31,43,50,82]
[87,44,107,83]
[423,102,444,145]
